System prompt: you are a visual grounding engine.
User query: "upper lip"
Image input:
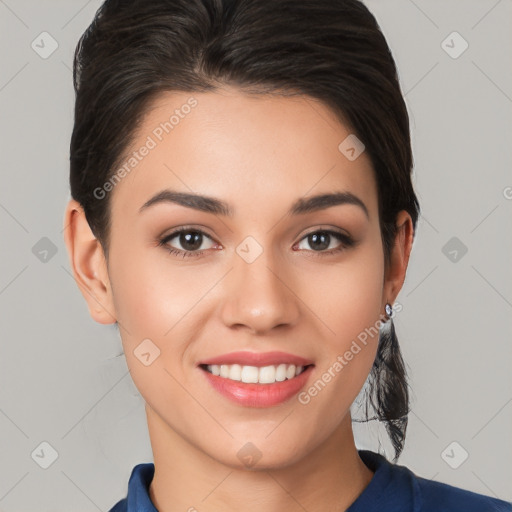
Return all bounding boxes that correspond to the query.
[198,351,314,368]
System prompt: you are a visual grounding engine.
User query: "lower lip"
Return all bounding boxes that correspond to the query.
[200,365,314,408]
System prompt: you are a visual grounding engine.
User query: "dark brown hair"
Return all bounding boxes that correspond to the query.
[69,0,420,461]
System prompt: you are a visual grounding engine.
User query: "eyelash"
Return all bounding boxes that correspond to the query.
[157,226,355,259]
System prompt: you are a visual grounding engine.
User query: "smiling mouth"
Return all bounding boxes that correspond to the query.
[199,363,313,385]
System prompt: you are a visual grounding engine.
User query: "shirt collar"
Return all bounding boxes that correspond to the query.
[347,449,419,511]
[124,462,157,511]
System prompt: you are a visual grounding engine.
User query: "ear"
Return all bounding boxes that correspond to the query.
[62,199,117,324]
[382,210,415,307]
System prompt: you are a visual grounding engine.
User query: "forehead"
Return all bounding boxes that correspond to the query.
[109,86,378,222]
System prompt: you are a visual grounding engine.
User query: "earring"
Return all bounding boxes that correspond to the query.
[385,302,393,320]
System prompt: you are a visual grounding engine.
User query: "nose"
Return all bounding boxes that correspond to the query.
[219,247,300,335]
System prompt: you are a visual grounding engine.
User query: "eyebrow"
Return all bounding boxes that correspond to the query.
[139,189,369,219]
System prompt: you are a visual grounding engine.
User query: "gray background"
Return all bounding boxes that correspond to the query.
[0,0,511,510]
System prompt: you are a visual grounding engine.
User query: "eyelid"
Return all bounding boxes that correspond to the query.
[299,224,352,239]
[159,224,216,239]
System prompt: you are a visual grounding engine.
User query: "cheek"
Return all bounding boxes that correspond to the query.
[108,245,224,375]
[302,237,385,345]
[107,249,207,405]
[299,237,385,404]
[110,249,206,339]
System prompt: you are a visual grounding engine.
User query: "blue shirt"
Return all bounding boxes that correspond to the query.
[109,449,511,511]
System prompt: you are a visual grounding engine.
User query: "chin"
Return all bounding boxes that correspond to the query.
[206,438,307,472]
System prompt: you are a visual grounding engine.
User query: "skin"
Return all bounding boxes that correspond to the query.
[63,86,414,511]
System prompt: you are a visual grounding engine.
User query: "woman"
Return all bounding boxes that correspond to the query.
[63,0,511,510]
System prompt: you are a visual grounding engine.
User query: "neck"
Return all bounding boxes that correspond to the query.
[146,405,374,512]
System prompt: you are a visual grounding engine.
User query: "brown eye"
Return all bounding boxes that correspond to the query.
[158,228,215,258]
[295,230,355,256]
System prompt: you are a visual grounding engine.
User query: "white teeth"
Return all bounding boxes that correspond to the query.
[275,363,287,382]
[286,365,296,380]
[205,363,307,384]
[259,365,276,384]
[241,366,259,383]
[228,364,242,381]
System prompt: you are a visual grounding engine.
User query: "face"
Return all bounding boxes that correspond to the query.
[66,85,411,470]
